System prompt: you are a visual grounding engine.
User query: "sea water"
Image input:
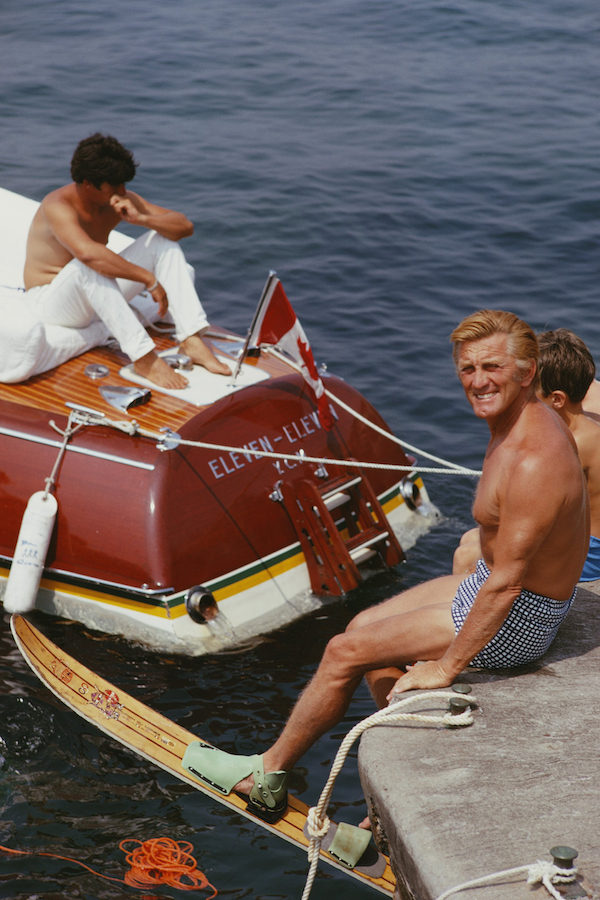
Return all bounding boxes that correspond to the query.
[1,1,600,896]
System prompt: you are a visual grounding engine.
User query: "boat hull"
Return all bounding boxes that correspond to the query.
[0,372,436,654]
[0,479,432,654]
[0,184,439,653]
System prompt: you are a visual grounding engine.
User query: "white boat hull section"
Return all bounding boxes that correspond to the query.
[0,481,438,654]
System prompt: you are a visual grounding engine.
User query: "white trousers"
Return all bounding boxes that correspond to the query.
[27,231,209,362]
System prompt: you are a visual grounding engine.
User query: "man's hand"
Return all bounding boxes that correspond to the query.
[110,190,194,241]
[110,194,144,225]
[148,281,168,318]
[386,659,454,702]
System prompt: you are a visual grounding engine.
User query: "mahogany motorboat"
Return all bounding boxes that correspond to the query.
[0,186,438,653]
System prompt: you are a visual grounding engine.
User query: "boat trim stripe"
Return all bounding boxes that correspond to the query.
[0,425,155,470]
[0,478,420,620]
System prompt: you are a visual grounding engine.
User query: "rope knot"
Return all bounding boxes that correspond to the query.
[527,858,577,885]
[306,807,330,840]
[441,708,474,728]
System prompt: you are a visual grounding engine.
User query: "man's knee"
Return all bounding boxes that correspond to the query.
[321,631,362,673]
[142,230,182,257]
[141,232,194,279]
[345,606,375,633]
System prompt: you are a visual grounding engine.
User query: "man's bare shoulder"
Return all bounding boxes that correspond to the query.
[40,183,78,215]
[524,399,575,451]
[574,413,600,467]
[505,400,579,480]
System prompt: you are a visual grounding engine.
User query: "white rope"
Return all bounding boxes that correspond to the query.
[69,410,481,476]
[139,429,482,476]
[66,386,482,477]
[324,388,478,473]
[45,413,84,498]
[258,345,482,476]
[435,857,577,900]
[301,691,475,900]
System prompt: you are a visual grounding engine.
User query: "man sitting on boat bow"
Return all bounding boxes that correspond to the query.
[183,309,589,824]
[23,133,230,389]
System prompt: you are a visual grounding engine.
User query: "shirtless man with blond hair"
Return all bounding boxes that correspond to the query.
[454,326,600,582]
[24,133,230,389]
[181,310,589,822]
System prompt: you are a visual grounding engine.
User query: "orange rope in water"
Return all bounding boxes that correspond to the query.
[121,838,218,894]
[0,837,218,896]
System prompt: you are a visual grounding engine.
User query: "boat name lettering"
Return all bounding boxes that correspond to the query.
[282,414,317,443]
[207,411,324,480]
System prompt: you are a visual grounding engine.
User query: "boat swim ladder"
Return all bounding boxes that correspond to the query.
[277,464,405,597]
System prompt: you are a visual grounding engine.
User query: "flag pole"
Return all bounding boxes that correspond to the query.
[231,270,278,381]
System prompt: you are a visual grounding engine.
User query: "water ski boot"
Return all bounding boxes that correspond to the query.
[303,820,384,874]
[182,741,289,823]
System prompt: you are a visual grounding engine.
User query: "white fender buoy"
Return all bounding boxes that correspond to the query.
[3,491,58,615]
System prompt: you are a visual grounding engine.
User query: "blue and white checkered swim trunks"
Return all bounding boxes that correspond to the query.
[451,558,576,668]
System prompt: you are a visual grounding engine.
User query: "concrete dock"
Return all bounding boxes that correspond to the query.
[358,581,600,899]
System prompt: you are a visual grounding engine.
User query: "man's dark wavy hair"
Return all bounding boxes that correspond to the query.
[70,133,138,188]
[537,328,596,403]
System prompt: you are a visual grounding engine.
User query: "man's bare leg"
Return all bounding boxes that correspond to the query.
[345,575,463,708]
[134,350,190,389]
[232,574,462,797]
[180,333,231,375]
[452,527,480,576]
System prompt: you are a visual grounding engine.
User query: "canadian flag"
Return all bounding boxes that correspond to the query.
[249,275,333,430]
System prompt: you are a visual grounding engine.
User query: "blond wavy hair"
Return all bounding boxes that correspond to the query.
[451,310,538,383]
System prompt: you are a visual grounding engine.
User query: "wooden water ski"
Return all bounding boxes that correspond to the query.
[10,614,396,896]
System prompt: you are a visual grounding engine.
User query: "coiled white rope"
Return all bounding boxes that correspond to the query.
[435,857,577,900]
[301,691,475,900]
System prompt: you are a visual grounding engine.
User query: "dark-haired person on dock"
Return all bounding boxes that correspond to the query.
[23,133,230,389]
[537,328,600,581]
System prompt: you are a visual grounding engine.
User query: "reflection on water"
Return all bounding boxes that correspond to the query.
[0,516,466,899]
[2,0,597,893]
[0,465,467,898]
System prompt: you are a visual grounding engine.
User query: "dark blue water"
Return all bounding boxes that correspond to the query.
[2,1,600,896]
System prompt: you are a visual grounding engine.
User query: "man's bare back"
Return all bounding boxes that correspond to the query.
[567,412,600,538]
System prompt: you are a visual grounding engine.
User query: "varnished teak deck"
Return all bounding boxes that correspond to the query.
[0,328,293,434]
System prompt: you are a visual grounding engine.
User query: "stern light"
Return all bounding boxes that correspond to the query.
[185,586,219,624]
[399,477,421,511]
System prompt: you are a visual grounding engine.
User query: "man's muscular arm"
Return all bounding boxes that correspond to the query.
[110,191,194,242]
[44,197,156,287]
[389,453,563,695]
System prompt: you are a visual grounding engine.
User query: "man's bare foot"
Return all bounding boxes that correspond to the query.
[232,774,255,796]
[134,351,189,389]
[181,334,231,376]
[359,815,372,830]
